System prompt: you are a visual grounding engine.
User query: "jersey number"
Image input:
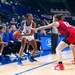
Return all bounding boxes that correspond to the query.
[63,22,71,27]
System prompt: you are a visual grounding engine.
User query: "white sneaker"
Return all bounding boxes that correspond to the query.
[10,54,16,58]
[5,54,11,57]
[16,53,27,57]
[22,53,27,57]
[36,50,43,54]
[16,53,19,57]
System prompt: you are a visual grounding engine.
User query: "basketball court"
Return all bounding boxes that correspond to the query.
[0,0,75,75]
[0,50,75,75]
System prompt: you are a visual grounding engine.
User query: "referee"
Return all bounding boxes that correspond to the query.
[44,19,59,54]
[51,26,58,54]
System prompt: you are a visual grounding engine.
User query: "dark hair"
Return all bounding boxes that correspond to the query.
[0,26,3,30]
[9,26,11,29]
[53,14,64,20]
[26,13,32,18]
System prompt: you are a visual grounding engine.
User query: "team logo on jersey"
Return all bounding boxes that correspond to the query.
[26,30,29,33]
[45,38,51,47]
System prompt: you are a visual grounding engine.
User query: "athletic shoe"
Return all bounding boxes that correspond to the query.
[54,64,64,70]
[0,55,2,66]
[72,60,75,64]
[29,57,37,62]
[17,57,23,66]
[36,50,43,54]
[22,52,28,57]
[10,54,16,58]
[0,55,2,61]
[5,54,11,57]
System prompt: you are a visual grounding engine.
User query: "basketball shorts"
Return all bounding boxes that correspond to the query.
[62,32,75,45]
[21,33,34,41]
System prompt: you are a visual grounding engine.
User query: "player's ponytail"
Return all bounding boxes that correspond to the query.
[53,14,64,20]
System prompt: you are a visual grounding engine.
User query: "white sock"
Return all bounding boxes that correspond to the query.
[0,53,2,56]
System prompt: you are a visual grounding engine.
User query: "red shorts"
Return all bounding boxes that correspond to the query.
[63,32,75,45]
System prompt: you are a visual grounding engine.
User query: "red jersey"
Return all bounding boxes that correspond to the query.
[57,20,75,36]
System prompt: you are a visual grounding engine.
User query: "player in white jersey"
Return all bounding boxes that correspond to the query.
[17,14,37,65]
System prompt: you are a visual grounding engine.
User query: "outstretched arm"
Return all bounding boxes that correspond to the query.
[36,22,55,30]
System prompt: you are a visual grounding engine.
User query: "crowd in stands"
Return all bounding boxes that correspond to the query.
[0,0,18,6]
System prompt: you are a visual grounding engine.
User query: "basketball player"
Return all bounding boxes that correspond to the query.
[18,14,37,65]
[0,26,8,64]
[32,14,75,70]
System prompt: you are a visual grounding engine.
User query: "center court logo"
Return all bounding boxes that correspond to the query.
[45,38,51,47]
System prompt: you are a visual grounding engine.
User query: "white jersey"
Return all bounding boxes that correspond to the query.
[22,20,33,34]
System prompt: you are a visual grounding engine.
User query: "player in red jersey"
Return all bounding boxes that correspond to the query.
[32,14,75,70]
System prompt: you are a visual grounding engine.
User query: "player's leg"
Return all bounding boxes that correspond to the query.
[29,39,37,62]
[0,36,4,64]
[0,44,4,65]
[17,37,26,65]
[54,41,68,70]
[18,38,26,57]
[70,44,75,64]
[0,44,4,53]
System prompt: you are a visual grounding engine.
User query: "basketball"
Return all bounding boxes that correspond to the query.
[13,31,21,39]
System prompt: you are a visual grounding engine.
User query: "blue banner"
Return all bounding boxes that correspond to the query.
[40,35,68,51]
[40,36,52,50]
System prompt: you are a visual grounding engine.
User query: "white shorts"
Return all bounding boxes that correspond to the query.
[21,35,34,41]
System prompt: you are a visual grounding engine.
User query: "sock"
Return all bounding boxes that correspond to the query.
[58,61,62,64]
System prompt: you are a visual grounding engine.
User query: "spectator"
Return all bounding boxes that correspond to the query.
[2,26,16,57]
[35,29,46,53]
[10,18,17,25]
[21,15,26,20]
[17,16,21,23]
[1,0,6,3]
[17,16,21,27]
[36,24,41,28]
[9,25,21,54]
[36,16,41,21]
[9,26,12,31]
[0,26,8,64]
[5,22,10,27]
